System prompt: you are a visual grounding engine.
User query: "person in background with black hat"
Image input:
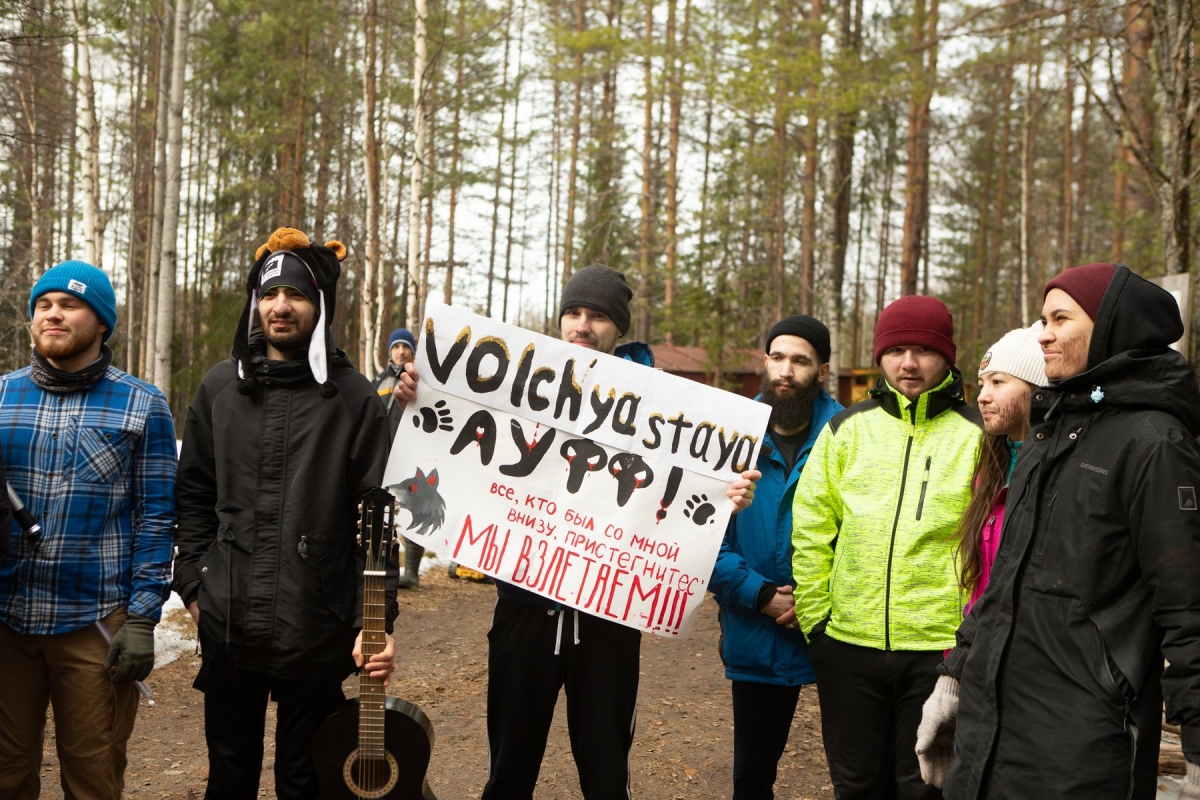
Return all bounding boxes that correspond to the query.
[393,262,761,800]
[709,315,843,800]
[918,264,1200,800]
[791,295,982,800]
[172,228,398,799]
[0,261,177,799]
[373,326,426,588]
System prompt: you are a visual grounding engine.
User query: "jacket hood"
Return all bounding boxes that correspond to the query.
[1087,264,1184,368]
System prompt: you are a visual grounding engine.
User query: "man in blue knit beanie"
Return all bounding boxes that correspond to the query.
[0,260,177,798]
[373,326,424,587]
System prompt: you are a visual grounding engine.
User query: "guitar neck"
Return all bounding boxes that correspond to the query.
[359,570,389,760]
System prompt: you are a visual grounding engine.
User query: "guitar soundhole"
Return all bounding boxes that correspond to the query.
[341,750,399,799]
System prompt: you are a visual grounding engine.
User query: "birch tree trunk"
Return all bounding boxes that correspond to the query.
[144,1,173,381]
[486,0,513,317]
[406,0,428,327]
[502,0,527,323]
[153,0,189,400]
[444,0,466,306]
[361,0,381,374]
[70,0,102,266]
[561,0,586,286]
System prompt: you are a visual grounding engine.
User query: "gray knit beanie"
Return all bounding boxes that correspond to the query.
[559,263,633,336]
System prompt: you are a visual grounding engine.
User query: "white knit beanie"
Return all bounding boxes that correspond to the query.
[978,322,1047,387]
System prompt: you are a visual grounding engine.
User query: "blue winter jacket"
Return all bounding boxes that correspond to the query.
[709,388,843,686]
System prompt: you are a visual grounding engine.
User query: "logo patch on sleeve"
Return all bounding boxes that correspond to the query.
[1180,487,1197,511]
[67,279,87,294]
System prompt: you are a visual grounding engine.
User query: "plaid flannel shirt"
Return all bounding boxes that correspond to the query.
[0,365,177,635]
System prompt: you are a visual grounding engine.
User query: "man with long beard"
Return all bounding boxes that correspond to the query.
[710,315,843,799]
[0,261,177,799]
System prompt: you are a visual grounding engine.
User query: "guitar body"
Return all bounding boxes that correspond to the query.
[312,695,436,800]
[312,489,437,800]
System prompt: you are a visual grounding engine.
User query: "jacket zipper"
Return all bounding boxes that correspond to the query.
[915,456,931,520]
[884,406,917,652]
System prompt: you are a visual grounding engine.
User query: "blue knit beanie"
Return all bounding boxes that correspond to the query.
[388,328,416,351]
[30,261,118,343]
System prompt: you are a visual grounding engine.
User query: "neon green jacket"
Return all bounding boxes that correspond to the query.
[791,370,981,651]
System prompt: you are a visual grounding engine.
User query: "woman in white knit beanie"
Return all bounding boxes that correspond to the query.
[953,322,1047,615]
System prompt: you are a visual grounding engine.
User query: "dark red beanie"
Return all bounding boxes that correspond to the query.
[874,295,956,365]
[1042,262,1117,321]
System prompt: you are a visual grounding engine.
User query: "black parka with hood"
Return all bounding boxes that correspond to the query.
[173,230,397,681]
[941,265,1200,799]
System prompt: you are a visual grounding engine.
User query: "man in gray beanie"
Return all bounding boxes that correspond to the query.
[394,262,761,799]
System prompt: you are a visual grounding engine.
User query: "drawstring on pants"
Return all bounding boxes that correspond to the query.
[549,608,582,655]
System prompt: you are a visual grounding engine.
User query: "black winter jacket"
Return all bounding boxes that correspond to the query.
[942,266,1200,799]
[173,344,396,680]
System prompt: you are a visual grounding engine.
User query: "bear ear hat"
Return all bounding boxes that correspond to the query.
[325,240,347,261]
[237,227,346,398]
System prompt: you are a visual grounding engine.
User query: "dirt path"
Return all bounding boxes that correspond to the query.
[37,568,833,799]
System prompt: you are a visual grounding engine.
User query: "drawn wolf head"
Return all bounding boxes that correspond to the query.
[392,468,446,538]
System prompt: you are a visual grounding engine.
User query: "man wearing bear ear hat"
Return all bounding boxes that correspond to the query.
[173,228,399,799]
[393,262,761,800]
[917,263,1200,800]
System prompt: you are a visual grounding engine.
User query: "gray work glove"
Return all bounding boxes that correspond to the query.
[915,674,959,788]
[103,613,156,683]
[1181,760,1200,800]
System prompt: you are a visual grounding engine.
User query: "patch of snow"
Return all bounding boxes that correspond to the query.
[1158,773,1183,800]
[154,592,197,670]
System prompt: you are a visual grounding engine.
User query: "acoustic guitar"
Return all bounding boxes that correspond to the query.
[313,487,437,800]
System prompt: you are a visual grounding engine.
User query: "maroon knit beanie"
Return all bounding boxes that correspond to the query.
[1042,262,1117,321]
[873,295,956,365]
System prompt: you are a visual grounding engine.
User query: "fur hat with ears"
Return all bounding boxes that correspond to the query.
[233,227,348,398]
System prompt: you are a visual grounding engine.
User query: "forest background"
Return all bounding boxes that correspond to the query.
[2,0,1198,420]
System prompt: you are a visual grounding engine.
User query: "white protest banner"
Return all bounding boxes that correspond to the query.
[383,304,770,638]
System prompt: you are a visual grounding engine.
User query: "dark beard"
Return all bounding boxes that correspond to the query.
[761,374,820,432]
[263,326,313,356]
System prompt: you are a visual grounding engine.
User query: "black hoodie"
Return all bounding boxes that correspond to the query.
[943,266,1200,800]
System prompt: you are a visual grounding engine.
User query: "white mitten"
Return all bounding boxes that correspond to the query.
[915,674,960,788]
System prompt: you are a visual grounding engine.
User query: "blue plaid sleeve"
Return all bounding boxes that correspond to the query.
[127,387,177,621]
